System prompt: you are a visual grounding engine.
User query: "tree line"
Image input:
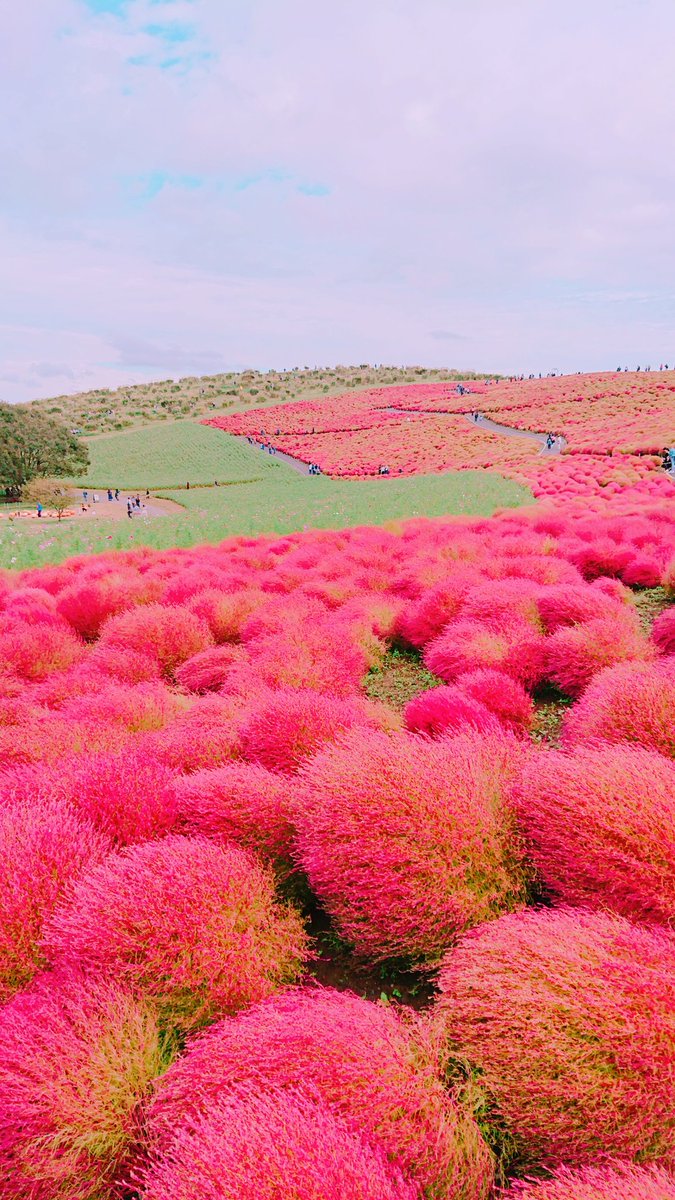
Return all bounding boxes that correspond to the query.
[0,403,89,500]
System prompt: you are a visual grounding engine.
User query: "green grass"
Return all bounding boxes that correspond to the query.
[73,421,287,489]
[0,470,531,570]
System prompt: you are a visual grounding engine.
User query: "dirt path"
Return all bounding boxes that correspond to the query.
[0,490,184,525]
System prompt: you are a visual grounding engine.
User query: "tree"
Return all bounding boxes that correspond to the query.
[0,404,89,498]
[24,479,74,521]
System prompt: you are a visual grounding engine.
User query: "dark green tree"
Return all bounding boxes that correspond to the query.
[0,403,89,497]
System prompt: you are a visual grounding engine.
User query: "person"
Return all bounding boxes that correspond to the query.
[114,488,120,501]
[36,501,43,517]
[82,490,88,503]
[146,489,150,498]
[546,432,554,449]
[669,447,675,474]
[127,500,133,518]
[107,489,113,501]
[93,492,99,503]
[186,481,190,489]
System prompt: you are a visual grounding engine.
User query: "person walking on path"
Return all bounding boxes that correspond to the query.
[107,489,113,501]
[36,502,43,518]
[126,500,133,519]
[82,490,88,503]
[114,488,120,501]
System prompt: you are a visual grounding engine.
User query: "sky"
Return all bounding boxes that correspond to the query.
[2,0,675,402]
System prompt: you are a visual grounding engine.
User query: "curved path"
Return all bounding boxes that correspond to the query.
[385,406,566,454]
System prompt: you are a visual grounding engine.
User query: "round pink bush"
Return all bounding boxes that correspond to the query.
[0,796,107,1001]
[43,834,308,1031]
[653,606,675,656]
[146,987,493,1199]
[394,569,483,649]
[514,744,675,924]
[425,618,546,689]
[171,760,295,870]
[456,669,535,732]
[536,583,626,632]
[0,618,85,681]
[174,643,246,693]
[143,694,245,772]
[239,688,389,774]
[142,1086,419,1200]
[545,613,653,696]
[97,604,213,677]
[503,1162,675,1200]
[295,728,530,961]
[434,907,675,1169]
[403,686,502,737]
[562,659,675,758]
[0,972,175,1200]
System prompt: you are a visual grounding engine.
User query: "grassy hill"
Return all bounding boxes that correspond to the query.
[33,364,498,437]
[0,469,530,568]
[73,421,286,489]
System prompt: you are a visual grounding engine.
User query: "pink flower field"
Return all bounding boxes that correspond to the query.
[1,373,675,1198]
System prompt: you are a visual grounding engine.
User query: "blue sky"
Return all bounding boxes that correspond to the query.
[2,0,675,401]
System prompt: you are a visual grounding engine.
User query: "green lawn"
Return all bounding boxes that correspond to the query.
[73,421,286,489]
[0,470,531,569]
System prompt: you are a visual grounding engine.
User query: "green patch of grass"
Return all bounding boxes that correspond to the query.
[0,470,530,570]
[531,687,573,747]
[631,586,672,635]
[73,422,287,489]
[365,647,443,710]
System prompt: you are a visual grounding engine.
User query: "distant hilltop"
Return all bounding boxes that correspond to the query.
[29,365,499,437]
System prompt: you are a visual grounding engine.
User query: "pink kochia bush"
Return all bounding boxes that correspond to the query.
[434,907,675,1170]
[0,616,84,681]
[503,1163,675,1200]
[174,642,246,692]
[0,972,176,1200]
[0,747,177,846]
[97,603,213,678]
[145,988,494,1200]
[424,617,546,689]
[456,669,534,732]
[562,659,675,758]
[42,834,308,1031]
[514,745,675,925]
[403,686,502,738]
[652,606,675,656]
[142,1086,419,1200]
[171,760,295,872]
[295,728,530,961]
[238,687,396,774]
[0,796,107,1002]
[545,611,653,696]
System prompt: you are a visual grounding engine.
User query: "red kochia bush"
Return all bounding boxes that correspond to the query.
[146,988,493,1199]
[42,835,307,1031]
[403,686,502,737]
[653,606,675,656]
[434,907,675,1169]
[424,618,546,688]
[238,688,393,774]
[514,745,675,925]
[395,569,484,648]
[0,972,175,1200]
[0,796,107,1002]
[295,729,529,961]
[456,669,534,732]
[562,659,675,758]
[536,583,627,632]
[0,618,84,681]
[503,1162,675,1200]
[97,604,213,677]
[174,643,246,692]
[142,1086,419,1200]
[171,761,295,871]
[545,613,653,696]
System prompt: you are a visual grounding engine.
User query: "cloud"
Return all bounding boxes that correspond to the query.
[1,0,675,401]
[429,330,467,342]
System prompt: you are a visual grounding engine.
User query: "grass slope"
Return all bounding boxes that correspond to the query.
[0,470,530,569]
[74,421,286,489]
